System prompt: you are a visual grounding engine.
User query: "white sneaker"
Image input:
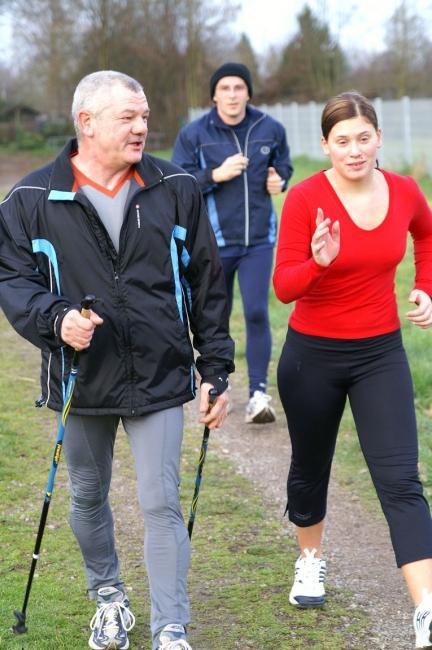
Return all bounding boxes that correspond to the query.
[89,586,135,649]
[157,623,192,649]
[289,548,326,608]
[414,589,432,648]
[245,390,276,424]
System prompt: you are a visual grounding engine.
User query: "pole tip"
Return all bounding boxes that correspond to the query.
[12,610,27,634]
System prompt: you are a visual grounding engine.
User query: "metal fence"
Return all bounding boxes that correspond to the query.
[189,97,432,174]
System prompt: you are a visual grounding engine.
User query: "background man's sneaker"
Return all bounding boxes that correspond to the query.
[89,586,135,650]
[289,548,326,608]
[414,589,432,648]
[157,623,192,649]
[245,390,276,424]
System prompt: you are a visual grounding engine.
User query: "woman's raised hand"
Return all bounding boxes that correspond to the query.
[311,208,340,267]
[406,289,432,329]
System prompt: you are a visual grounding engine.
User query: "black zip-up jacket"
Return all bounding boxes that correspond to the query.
[0,140,234,415]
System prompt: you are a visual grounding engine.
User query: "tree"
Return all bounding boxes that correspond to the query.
[384,1,429,97]
[7,0,240,142]
[9,0,79,115]
[265,5,347,102]
[233,34,259,78]
[179,0,240,109]
[348,1,432,100]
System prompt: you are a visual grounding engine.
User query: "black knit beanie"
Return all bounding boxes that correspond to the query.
[209,62,253,99]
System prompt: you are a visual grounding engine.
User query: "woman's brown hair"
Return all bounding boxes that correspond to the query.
[321,91,378,140]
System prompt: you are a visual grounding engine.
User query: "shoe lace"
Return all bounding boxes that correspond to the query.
[90,601,136,637]
[251,391,272,406]
[297,548,324,585]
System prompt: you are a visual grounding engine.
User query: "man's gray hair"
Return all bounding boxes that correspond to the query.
[71,70,143,138]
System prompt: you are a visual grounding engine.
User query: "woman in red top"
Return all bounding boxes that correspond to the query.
[273,91,432,648]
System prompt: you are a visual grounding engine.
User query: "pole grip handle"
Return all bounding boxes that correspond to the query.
[80,294,97,319]
[207,387,218,411]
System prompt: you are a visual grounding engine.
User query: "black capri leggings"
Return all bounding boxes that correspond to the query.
[277,326,432,567]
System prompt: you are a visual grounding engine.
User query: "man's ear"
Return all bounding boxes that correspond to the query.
[78,110,94,137]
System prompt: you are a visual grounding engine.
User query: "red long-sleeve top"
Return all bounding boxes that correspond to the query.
[273,170,432,339]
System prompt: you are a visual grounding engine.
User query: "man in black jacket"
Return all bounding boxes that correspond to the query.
[0,70,233,650]
[173,62,293,425]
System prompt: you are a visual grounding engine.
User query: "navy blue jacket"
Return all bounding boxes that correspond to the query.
[0,140,234,415]
[172,105,293,248]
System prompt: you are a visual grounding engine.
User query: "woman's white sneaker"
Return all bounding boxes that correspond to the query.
[289,548,326,608]
[414,589,432,648]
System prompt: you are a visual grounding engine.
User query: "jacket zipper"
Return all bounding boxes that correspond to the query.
[119,178,163,256]
[230,114,266,247]
[114,178,163,415]
[75,195,136,412]
[64,176,164,415]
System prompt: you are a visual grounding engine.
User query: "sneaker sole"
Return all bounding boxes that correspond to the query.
[289,594,325,608]
[245,408,276,424]
[416,617,432,648]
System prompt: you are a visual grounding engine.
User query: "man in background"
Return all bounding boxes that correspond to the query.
[173,62,292,425]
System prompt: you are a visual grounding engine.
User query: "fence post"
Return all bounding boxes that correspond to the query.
[373,97,384,167]
[309,101,321,159]
[290,102,300,157]
[402,96,413,169]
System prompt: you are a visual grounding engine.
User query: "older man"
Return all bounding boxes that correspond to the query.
[0,71,233,650]
[173,62,293,425]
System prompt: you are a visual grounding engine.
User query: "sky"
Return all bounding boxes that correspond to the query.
[233,0,432,54]
[0,13,11,63]
[1,0,431,64]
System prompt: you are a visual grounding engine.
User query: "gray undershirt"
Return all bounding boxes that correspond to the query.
[79,178,140,252]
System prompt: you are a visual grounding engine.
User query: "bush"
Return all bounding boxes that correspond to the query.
[12,128,45,150]
[40,119,74,138]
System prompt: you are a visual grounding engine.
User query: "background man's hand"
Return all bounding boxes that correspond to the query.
[61,309,103,350]
[212,153,249,183]
[199,382,229,429]
[266,166,284,194]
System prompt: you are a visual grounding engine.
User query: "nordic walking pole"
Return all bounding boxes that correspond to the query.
[187,387,218,539]
[12,294,98,635]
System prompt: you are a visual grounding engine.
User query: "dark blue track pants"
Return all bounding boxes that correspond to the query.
[220,245,273,395]
[277,327,432,567]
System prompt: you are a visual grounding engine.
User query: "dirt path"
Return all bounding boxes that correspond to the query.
[0,152,51,193]
[212,379,413,650]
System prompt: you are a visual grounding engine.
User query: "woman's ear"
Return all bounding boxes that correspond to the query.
[321,136,329,156]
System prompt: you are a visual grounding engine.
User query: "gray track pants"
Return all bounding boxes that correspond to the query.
[62,406,190,646]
